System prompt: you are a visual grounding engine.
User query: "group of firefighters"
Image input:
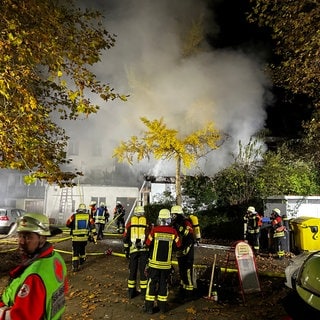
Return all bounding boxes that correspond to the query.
[0,201,316,318]
[64,200,288,313]
[244,205,287,259]
[65,200,200,314]
[122,204,201,314]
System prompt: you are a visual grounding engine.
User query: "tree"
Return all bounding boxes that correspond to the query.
[113,117,222,205]
[248,0,319,106]
[0,0,126,186]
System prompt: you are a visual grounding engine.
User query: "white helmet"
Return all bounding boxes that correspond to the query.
[247,206,255,213]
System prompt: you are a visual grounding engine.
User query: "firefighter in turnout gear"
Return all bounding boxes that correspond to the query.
[144,209,181,314]
[271,208,286,259]
[113,201,125,233]
[66,203,97,271]
[171,205,195,301]
[89,200,97,219]
[123,205,150,299]
[94,202,109,240]
[243,206,262,254]
[0,213,68,320]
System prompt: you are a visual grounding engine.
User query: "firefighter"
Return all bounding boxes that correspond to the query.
[144,209,181,314]
[171,205,195,301]
[271,208,286,259]
[94,202,109,240]
[0,213,68,320]
[89,200,97,219]
[123,205,149,298]
[243,206,262,254]
[113,201,125,233]
[66,203,97,271]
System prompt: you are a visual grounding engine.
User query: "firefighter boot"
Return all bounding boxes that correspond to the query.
[143,301,154,314]
[140,288,146,297]
[72,261,79,272]
[158,301,168,314]
[128,288,139,299]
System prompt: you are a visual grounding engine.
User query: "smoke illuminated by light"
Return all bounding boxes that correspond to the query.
[61,0,271,179]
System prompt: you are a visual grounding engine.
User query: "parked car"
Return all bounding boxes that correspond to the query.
[0,208,26,234]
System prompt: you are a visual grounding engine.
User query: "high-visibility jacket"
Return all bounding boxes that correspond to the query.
[94,207,107,224]
[244,212,261,235]
[0,243,68,320]
[272,216,285,238]
[66,212,96,241]
[146,225,181,269]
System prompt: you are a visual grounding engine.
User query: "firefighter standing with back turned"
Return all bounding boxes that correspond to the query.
[94,202,109,240]
[171,205,195,301]
[144,209,181,314]
[123,205,150,298]
[243,206,262,254]
[66,203,97,271]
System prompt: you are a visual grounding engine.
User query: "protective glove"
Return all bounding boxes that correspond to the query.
[144,266,149,278]
[124,248,130,259]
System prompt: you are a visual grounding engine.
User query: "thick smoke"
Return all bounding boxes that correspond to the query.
[62,0,271,178]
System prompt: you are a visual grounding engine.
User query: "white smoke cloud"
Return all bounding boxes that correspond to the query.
[62,0,271,178]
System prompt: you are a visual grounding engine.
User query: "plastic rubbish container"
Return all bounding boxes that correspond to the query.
[290,217,320,252]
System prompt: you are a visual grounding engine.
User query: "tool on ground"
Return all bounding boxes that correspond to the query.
[203,253,217,300]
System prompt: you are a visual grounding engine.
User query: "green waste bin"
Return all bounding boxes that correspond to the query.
[290,216,320,252]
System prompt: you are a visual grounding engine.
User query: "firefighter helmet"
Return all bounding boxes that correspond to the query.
[117,201,121,205]
[171,205,183,215]
[90,201,97,206]
[247,206,255,213]
[134,206,144,216]
[158,209,171,225]
[272,208,281,216]
[99,202,105,207]
[77,203,87,212]
[296,251,320,311]
[159,209,170,219]
[16,213,51,236]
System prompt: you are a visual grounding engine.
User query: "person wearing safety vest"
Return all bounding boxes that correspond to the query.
[0,213,68,320]
[66,203,97,271]
[94,202,109,240]
[243,206,262,254]
[89,200,97,219]
[113,201,125,233]
[271,208,286,259]
[171,205,195,301]
[144,209,181,314]
[123,205,150,299]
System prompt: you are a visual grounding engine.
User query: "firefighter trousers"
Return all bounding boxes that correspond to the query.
[177,245,194,292]
[72,240,87,270]
[145,267,171,304]
[128,250,148,293]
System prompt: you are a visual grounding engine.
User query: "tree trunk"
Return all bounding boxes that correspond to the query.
[175,156,182,205]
